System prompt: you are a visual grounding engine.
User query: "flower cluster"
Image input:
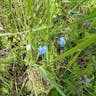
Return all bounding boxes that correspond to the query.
[26,37,66,55]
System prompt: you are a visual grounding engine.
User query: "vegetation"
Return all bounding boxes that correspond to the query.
[0,0,96,96]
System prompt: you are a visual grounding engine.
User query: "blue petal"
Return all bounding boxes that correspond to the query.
[82,77,91,83]
[58,37,66,47]
[38,45,47,55]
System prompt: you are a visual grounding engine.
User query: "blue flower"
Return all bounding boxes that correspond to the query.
[38,45,47,55]
[82,77,91,83]
[58,37,66,47]
[76,86,81,91]
[26,44,31,51]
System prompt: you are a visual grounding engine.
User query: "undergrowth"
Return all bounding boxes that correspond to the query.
[0,0,96,96]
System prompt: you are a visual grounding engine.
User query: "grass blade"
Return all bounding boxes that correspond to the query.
[40,67,66,96]
[54,34,96,62]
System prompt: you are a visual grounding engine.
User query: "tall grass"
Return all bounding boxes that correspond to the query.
[0,0,96,96]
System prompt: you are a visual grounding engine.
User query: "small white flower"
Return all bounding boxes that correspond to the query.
[26,44,31,51]
[0,26,3,31]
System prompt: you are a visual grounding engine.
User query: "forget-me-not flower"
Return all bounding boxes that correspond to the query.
[82,77,91,83]
[38,45,47,55]
[76,86,81,91]
[58,37,66,47]
[26,44,31,51]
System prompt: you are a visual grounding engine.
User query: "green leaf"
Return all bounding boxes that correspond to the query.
[65,51,81,72]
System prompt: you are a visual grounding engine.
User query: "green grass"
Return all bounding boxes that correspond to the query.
[0,0,96,96]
